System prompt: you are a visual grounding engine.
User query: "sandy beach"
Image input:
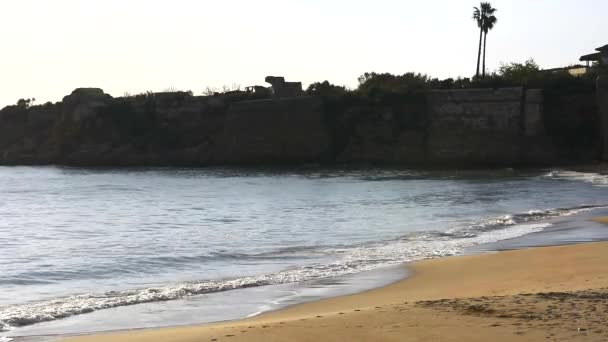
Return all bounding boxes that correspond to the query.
[64,226,608,342]
[593,216,608,224]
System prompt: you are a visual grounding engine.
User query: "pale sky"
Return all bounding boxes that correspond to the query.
[0,0,605,107]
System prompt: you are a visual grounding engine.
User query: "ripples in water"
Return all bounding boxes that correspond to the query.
[0,167,607,333]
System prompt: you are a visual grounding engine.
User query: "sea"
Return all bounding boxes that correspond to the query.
[1,166,608,341]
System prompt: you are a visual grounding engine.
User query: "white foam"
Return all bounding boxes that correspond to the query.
[0,205,592,331]
[544,170,608,187]
[337,223,550,268]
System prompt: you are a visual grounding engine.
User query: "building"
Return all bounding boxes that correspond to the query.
[264,76,303,98]
[245,77,304,99]
[542,65,590,77]
[543,44,608,77]
[580,44,608,66]
[245,85,271,97]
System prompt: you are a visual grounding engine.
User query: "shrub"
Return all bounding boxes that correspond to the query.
[306,81,349,97]
[357,72,433,96]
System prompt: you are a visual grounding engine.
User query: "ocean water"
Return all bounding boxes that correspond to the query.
[1,166,608,340]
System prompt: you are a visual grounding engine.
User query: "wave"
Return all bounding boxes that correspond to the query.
[0,248,326,286]
[446,204,604,237]
[544,170,608,187]
[0,204,604,332]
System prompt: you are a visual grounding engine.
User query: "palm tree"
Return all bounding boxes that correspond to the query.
[473,6,484,77]
[473,2,497,78]
[482,5,497,77]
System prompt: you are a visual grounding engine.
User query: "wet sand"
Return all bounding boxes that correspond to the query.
[65,236,608,341]
[593,216,608,224]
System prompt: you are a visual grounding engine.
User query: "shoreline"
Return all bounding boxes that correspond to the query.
[63,239,608,342]
[593,216,608,224]
[4,169,608,341]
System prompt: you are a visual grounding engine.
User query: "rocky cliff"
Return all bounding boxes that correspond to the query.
[597,76,608,161]
[214,97,329,164]
[0,86,602,167]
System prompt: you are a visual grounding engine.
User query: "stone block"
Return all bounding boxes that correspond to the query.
[426,87,524,164]
[214,97,329,163]
[524,89,544,137]
[427,87,523,103]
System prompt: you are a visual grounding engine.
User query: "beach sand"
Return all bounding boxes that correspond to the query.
[65,237,608,341]
[592,216,608,224]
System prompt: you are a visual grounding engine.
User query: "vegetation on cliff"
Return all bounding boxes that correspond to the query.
[0,58,604,166]
[306,61,603,159]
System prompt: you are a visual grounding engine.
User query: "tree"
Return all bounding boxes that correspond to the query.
[16,98,35,109]
[357,72,432,97]
[481,4,497,78]
[473,2,497,78]
[306,81,348,97]
[473,6,484,77]
[498,59,540,84]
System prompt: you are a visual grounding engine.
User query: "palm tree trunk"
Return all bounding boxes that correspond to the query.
[476,27,483,77]
[482,32,487,78]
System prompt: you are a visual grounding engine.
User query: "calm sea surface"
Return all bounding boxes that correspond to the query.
[1,166,608,340]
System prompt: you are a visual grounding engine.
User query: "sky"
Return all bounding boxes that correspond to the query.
[0,0,605,107]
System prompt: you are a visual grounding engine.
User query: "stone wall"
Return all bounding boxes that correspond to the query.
[524,89,544,137]
[542,89,599,161]
[213,96,330,163]
[426,88,525,165]
[335,103,427,164]
[0,85,600,166]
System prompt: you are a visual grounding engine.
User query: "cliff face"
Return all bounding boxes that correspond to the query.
[0,101,60,164]
[426,88,524,164]
[0,86,602,167]
[599,76,608,161]
[214,97,330,164]
[334,101,427,164]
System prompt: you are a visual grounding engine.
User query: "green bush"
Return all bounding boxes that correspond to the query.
[497,59,541,84]
[357,72,433,96]
[306,81,348,97]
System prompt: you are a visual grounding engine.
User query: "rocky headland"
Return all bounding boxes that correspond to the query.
[0,75,606,167]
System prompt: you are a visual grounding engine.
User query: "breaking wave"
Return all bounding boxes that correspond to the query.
[544,170,608,187]
[0,204,604,332]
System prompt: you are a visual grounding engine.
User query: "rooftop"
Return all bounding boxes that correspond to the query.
[580,52,601,62]
[596,44,608,52]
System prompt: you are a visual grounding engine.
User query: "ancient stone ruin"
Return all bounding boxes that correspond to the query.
[0,81,604,166]
[264,76,303,98]
[62,88,112,122]
[245,85,271,97]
